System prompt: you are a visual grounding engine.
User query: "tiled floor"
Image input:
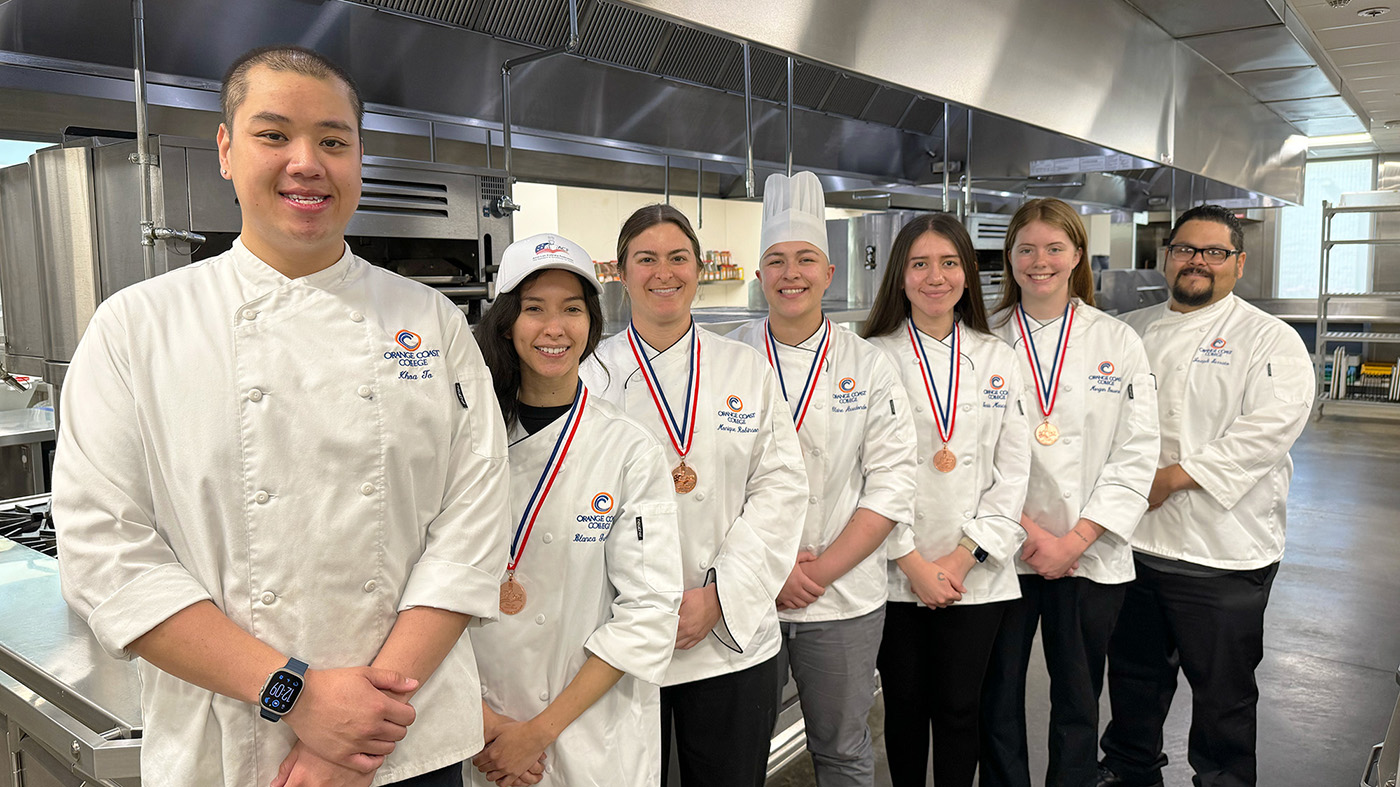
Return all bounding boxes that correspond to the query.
[769,415,1400,786]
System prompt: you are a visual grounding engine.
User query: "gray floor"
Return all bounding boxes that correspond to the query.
[770,415,1400,787]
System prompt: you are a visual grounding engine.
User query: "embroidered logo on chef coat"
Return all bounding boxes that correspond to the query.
[384,330,441,380]
[1089,360,1124,394]
[832,377,868,413]
[983,374,1009,408]
[574,492,616,543]
[1194,337,1234,367]
[839,377,856,392]
[717,394,759,433]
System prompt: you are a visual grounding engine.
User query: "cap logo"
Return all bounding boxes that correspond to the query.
[535,235,568,256]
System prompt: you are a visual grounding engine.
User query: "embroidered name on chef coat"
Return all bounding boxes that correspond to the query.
[383,328,441,380]
[1088,360,1124,394]
[1193,337,1234,367]
[831,377,869,413]
[716,394,759,434]
[573,492,616,543]
[983,374,1010,408]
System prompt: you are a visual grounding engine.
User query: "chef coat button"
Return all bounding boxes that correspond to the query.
[961,403,972,412]
[360,482,375,496]
[241,308,258,322]
[1167,408,1177,417]
[963,510,973,519]
[915,405,925,413]
[254,490,270,504]
[542,533,553,544]
[1062,437,1072,445]
[1176,363,1185,371]
[534,614,546,625]
[363,580,377,593]
[1170,452,1179,461]
[481,685,488,696]
[916,512,925,520]
[810,448,821,457]
[698,560,706,570]
[1063,491,1072,499]
[917,456,925,465]
[350,311,364,323]
[248,388,264,402]
[808,496,818,505]
[1198,326,1207,333]
[815,402,824,410]
[962,456,972,466]
[805,544,816,553]
[538,690,550,701]
[696,492,706,501]
[260,591,276,605]
[1062,384,1073,392]
[357,385,372,399]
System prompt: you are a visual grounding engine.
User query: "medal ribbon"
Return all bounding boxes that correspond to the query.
[764,318,832,432]
[907,318,960,445]
[1014,303,1075,421]
[627,322,701,461]
[508,380,588,573]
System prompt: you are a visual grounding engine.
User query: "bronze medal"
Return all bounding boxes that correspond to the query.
[1035,421,1060,446]
[933,447,957,473]
[672,460,698,494]
[499,575,526,615]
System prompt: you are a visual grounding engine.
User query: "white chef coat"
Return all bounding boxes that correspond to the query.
[727,319,916,622]
[470,390,682,787]
[869,324,1032,605]
[581,324,807,685]
[991,301,1160,585]
[53,239,511,787]
[1121,294,1314,570]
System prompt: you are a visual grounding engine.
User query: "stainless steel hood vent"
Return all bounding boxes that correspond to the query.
[359,176,451,219]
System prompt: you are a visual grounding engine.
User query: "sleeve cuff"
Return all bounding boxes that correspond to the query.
[885,523,917,560]
[855,489,913,529]
[1080,485,1150,542]
[1180,453,1248,510]
[584,609,681,686]
[81,563,214,660]
[399,562,502,621]
[964,515,1025,566]
[709,564,764,654]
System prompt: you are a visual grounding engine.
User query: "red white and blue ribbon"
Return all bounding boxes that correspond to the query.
[1014,302,1075,422]
[627,322,700,462]
[908,318,960,446]
[508,380,587,573]
[765,318,832,432]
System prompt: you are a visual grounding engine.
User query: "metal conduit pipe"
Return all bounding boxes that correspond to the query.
[742,42,755,199]
[131,0,204,277]
[664,155,670,204]
[962,108,973,221]
[697,159,703,228]
[941,102,951,213]
[498,0,579,216]
[786,56,794,178]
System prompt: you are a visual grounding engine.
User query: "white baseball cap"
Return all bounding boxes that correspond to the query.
[759,171,830,261]
[496,233,603,295]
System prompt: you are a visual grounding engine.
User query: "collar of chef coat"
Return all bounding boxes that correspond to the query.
[230,236,356,293]
[633,320,697,359]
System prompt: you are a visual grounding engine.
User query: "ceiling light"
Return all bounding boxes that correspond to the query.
[1385,120,1400,129]
[1357,6,1390,16]
[1307,132,1374,147]
[1328,0,1351,6]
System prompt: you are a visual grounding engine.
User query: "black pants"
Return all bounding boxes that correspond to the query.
[661,654,782,787]
[387,762,463,786]
[877,600,1007,787]
[979,575,1126,787]
[1099,559,1279,787]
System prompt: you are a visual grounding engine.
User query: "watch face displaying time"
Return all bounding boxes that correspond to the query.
[261,670,304,714]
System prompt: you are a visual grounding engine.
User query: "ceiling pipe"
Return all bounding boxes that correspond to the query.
[742,41,755,198]
[498,0,580,216]
[785,56,794,177]
[941,102,951,213]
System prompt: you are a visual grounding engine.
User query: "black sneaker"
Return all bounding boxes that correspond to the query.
[1095,764,1164,787]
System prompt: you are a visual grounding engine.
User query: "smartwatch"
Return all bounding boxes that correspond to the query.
[958,535,990,564]
[258,657,309,722]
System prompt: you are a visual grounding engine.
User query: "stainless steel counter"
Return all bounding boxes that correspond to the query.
[691,301,872,336]
[0,409,54,449]
[0,496,142,785]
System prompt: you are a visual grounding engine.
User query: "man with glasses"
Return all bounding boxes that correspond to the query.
[1096,205,1315,787]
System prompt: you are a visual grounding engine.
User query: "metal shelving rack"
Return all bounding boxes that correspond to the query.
[1315,198,1400,420]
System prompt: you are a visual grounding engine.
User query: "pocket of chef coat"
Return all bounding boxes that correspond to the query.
[455,369,508,460]
[1266,356,1313,405]
[1128,372,1158,433]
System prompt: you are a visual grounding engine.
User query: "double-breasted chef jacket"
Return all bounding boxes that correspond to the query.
[1121,294,1315,570]
[53,239,511,787]
[991,300,1161,584]
[728,319,917,622]
[470,390,682,787]
[868,324,1032,605]
[582,323,808,685]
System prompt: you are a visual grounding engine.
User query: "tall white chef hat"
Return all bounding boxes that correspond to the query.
[497,232,603,295]
[759,170,830,262]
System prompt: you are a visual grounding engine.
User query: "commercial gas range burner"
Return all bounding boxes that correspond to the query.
[0,495,54,557]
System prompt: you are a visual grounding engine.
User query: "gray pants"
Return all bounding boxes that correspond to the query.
[777,606,886,787]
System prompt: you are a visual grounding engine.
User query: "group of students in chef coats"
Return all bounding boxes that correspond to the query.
[464,167,1162,787]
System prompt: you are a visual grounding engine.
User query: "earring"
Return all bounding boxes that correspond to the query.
[221,169,227,176]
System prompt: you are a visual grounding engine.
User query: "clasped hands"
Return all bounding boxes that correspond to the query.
[1019,515,1086,580]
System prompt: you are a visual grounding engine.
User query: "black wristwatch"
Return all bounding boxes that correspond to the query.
[958,535,990,564]
[258,657,309,722]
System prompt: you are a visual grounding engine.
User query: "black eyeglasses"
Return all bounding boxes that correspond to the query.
[1166,244,1240,265]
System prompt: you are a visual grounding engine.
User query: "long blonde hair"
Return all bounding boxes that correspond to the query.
[992,198,1094,320]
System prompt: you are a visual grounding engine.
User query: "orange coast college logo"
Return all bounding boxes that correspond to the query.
[591,492,614,515]
[1099,361,1115,375]
[395,330,422,351]
[839,377,856,393]
[989,375,1005,390]
[1211,337,1227,349]
[726,395,744,412]
[718,394,758,433]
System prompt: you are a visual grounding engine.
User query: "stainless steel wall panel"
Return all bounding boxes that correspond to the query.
[1125,0,1282,38]
[0,163,48,372]
[1181,24,1314,72]
[28,145,101,368]
[1232,65,1341,102]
